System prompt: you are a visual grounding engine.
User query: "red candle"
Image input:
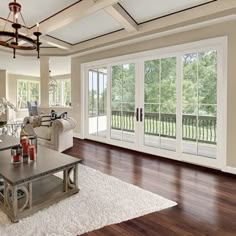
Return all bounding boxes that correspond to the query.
[21,137,28,155]
[29,145,36,161]
[13,154,20,162]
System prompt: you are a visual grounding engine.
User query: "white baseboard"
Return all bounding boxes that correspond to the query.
[73,132,84,139]
[223,166,236,175]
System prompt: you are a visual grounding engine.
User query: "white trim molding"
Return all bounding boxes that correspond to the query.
[223,166,236,175]
[73,132,84,139]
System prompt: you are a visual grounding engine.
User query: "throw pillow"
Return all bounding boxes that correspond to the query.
[40,114,52,127]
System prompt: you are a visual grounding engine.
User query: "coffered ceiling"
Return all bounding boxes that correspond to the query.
[49,9,122,44]
[120,0,213,24]
[0,0,235,64]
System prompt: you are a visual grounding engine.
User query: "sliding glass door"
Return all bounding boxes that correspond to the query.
[84,38,225,169]
[88,68,107,138]
[143,57,177,151]
[182,50,217,159]
[110,63,136,143]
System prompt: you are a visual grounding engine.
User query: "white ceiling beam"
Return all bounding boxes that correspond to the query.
[105,3,138,32]
[41,35,71,50]
[29,0,119,35]
[26,0,119,51]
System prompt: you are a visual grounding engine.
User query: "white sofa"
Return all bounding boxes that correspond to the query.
[23,116,76,152]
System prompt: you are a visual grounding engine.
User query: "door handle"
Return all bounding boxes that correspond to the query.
[140,108,143,122]
[136,108,139,122]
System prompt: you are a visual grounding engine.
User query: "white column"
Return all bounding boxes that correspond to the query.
[40,56,49,107]
[71,57,82,137]
[0,70,8,99]
[0,70,9,120]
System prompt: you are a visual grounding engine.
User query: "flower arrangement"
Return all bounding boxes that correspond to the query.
[0,97,17,127]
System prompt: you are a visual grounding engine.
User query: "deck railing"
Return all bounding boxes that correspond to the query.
[111,111,216,144]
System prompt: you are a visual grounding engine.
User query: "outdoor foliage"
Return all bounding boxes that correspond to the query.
[49,79,71,107]
[144,57,176,114]
[88,69,107,116]
[17,80,40,109]
[111,64,135,112]
[88,50,217,117]
[183,50,217,115]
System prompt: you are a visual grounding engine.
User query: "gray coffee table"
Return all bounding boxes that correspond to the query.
[0,135,20,151]
[0,146,81,222]
[0,135,20,190]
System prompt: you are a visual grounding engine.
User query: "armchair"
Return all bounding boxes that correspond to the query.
[23,115,76,152]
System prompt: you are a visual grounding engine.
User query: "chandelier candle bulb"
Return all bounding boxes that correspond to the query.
[36,23,39,32]
[15,14,18,23]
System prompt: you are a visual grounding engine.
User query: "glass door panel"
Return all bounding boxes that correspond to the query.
[182,50,217,158]
[111,63,136,143]
[144,57,177,151]
[88,68,107,138]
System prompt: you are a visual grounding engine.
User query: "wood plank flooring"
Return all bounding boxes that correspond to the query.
[64,138,236,236]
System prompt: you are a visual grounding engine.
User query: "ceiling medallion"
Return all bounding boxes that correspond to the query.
[0,0,42,58]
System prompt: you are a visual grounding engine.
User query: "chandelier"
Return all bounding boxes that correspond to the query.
[0,0,42,58]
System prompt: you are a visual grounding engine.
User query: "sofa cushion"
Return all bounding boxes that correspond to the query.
[34,126,52,141]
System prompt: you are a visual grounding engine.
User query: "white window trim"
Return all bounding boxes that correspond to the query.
[81,36,227,171]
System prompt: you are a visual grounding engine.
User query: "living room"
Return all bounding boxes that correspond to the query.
[0,0,236,235]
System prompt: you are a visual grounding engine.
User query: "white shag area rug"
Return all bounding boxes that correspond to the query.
[0,164,177,236]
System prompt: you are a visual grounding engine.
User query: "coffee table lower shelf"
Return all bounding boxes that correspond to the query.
[0,170,79,223]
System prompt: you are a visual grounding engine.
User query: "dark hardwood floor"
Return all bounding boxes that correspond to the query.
[64,138,236,236]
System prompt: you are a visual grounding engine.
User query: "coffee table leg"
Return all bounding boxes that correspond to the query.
[12,186,18,222]
[3,181,32,223]
[4,183,18,222]
[3,181,7,208]
[28,182,32,209]
[74,164,78,189]
[63,164,79,192]
[63,169,69,192]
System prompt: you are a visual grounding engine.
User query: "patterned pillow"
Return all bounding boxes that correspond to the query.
[40,114,52,127]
